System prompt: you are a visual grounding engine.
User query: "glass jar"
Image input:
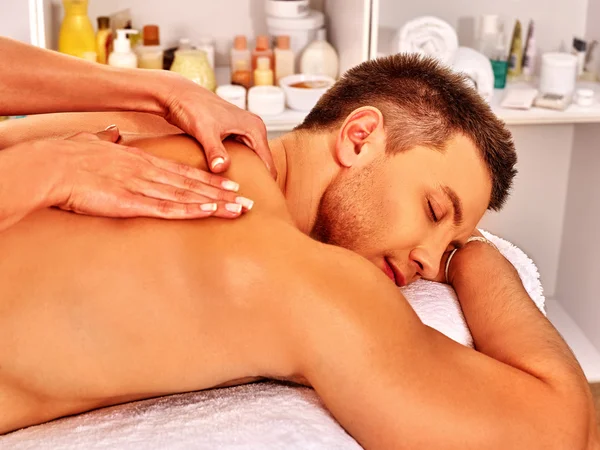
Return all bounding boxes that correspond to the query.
[170,49,216,92]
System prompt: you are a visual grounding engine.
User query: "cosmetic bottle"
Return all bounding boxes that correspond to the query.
[95,16,113,64]
[522,20,536,80]
[59,0,95,58]
[300,28,339,79]
[197,37,215,68]
[274,35,295,84]
[254,56,274,86]
[252,35,274,73]
[507,20,523,80]
[108,29,138,68]
[231,35,252,88]
[136,25,163,69]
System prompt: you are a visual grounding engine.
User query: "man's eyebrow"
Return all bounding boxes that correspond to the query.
[442,186,463,226]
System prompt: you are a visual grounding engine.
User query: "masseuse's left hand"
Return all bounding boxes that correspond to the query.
[157,72,276,178]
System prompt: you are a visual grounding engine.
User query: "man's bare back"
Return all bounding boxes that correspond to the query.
[0,129,316,432]
[1,112,597,449]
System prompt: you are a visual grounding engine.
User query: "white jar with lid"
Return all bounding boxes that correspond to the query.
[216,85,247,110]
[539,53,577,96]
[267,10,324,67]
[248,86,285,116]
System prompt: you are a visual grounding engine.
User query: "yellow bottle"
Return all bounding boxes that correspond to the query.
[254,56,274,86]
[96,16,113,64]
[58,0,95,58]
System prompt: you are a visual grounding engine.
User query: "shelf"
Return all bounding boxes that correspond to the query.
[546,297,600,382]
[492,83,600,126]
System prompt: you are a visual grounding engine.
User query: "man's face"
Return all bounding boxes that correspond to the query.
[311,134,492,286]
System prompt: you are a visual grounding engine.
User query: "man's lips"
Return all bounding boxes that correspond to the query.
[383,258,406,287]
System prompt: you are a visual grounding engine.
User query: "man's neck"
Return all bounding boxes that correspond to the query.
[269,131,338,236]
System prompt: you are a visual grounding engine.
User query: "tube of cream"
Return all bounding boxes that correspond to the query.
[507,20,523,80]
[522,20,536,80]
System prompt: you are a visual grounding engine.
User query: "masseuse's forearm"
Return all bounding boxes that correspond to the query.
[451,244,597,443]
[0,37,167,117]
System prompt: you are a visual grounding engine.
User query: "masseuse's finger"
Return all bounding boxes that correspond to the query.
[132,179,252,211]
[120,195,220,219]
[128,147,241,193]
[95,124,120,143]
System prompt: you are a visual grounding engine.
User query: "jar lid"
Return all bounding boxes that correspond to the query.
[216,84,247,100]
[542,52,577,67]
[266,10,325,31]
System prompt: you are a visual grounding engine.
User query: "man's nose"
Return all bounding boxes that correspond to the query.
[410,246,445,280]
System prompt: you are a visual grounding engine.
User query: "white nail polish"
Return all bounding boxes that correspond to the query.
[211,157,225,170]
[104,124,117,131]
[222,180,239,192]
[200,203,217,212]
[225,203,242,213]
[235,196,254,210]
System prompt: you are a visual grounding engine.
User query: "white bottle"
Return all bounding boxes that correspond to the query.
[108,29,139,68]
[274,35,295,84]
[300,28,339,79]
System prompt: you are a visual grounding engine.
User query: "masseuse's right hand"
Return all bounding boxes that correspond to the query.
[0,126,248,232]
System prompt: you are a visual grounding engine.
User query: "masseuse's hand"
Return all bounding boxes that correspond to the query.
[158,72,276,178]
[0,126,248,232]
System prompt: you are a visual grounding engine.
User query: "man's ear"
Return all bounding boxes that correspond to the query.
[335,106,385,168]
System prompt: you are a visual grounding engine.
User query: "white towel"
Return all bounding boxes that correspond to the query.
[451,47,495,103]
[403,229,545,349]
[392,16,459,66]
[1,231,543,449]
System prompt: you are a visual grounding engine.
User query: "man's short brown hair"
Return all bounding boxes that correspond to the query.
[296,54,517,211]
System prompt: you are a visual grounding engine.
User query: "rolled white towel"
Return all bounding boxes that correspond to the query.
[452,46,495,103]
[393,16,459,66]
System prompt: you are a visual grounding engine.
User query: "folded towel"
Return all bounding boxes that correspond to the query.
[392,16,459,66]
[451,47,495,103]
[1,231,543,449]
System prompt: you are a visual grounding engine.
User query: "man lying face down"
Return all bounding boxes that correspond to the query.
[1,54,598,449]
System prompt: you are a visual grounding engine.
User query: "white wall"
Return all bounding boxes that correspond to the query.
[555,124,600,350]
[479,125,574,296]
[0,1,30,42]
[377,0,589,56]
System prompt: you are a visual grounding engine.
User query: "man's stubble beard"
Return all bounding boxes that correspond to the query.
[310,160,383,253]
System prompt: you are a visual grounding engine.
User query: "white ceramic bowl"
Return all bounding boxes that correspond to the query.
[279,74,335,111]
[265,0,309,18]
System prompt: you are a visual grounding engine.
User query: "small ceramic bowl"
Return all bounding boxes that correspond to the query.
[279,74,336,111]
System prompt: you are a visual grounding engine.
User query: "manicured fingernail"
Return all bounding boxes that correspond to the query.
[211,157,225,170]
[222,180,239,192]
[200,203,217,212]
[235,196,254,210]
[104,124,117,131]
[225,203,242,213]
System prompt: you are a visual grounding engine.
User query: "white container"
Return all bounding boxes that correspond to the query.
[216,84,247,110]
[108,29,138,68]
[539,52,578,96]
[248,86,286,116]
[267,10,324,67]
[266,0,309,18]
[279,74,335,111]
[575,88,594,107]
[300,28,339,79]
